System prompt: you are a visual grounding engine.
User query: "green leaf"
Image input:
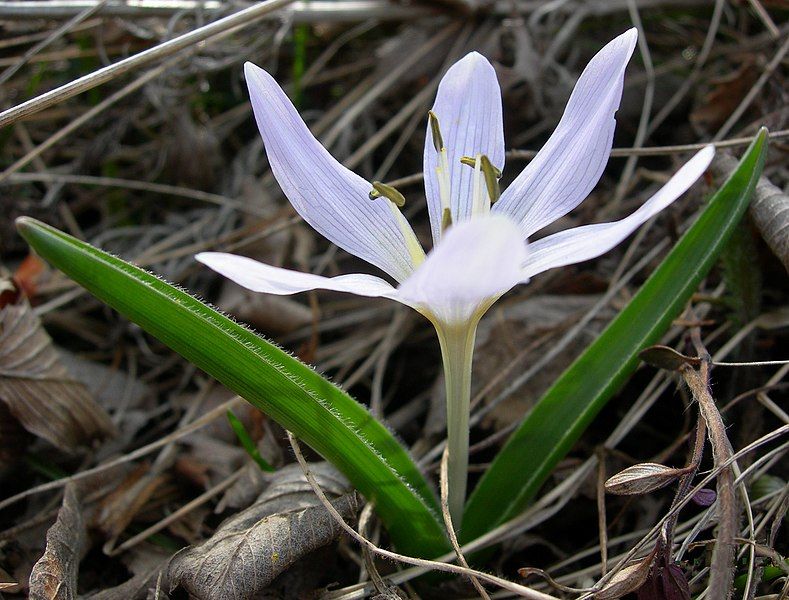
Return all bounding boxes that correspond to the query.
[226,409,275,472]
[15,217,449,559]
[462,129,769,543]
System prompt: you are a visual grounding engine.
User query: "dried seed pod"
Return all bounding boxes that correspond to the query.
[605,463,689,496]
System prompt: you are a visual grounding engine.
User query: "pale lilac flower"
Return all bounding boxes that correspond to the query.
[197,29,714,523]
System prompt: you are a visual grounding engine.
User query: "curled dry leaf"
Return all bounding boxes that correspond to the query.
[28,485,85,600]
[0,297,116,452]
[167,463,356,600]
[605,463,690,496]
[639,345,701,371]
[595,554,655,600]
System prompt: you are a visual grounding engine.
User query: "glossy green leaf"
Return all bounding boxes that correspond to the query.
[462,129,768,543]
[15,217,449,558]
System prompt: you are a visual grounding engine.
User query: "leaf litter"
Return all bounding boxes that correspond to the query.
[0,3,787,599]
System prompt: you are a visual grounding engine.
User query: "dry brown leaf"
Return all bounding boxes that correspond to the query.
[167,463,356,600]
[639,345,701,371]
[605,463,691,496]
[28,485,85,600]
[595,552,656,600]
[0,298,116,452]
[690,61,758,131]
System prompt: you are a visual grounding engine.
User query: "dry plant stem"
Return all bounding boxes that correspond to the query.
[596,448,609,576]
[440,447,491,600]
[584,427,788,600]
[0,0,107,86]
[615,0,654,204]
[680,348,738,599]
[357,503,391,596]
[646,0,725,136]
[2,173,266,216]
[663,413,707,550]
[0,0,294,128]
[713,34,789,141]
[0,395,244,512]
[435,321,478,526]
[109,468,245,555]
[747,0,781,37]
[285,431,561,600]
[0,59,171,183]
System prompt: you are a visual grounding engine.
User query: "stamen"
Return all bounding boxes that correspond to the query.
[428,111,444,152]
[369,181,405,208]
[369,182,425,268]
[461,154,501,205]
[428,111,452,224]
[441,207,453,233]
[470,155,483,216]
[480,155,501,204]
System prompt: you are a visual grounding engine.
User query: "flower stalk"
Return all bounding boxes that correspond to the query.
[435,320,478,527]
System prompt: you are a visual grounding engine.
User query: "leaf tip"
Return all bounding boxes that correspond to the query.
[15,216,37,233]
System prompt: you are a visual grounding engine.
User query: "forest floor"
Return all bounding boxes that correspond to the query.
[0,1,787,598]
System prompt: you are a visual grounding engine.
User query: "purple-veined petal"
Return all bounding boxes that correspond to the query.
[245,62,419,283]
[520,146,714,279]
[494,29,638,238]
[196,252,397,297]
[394,215,526,325]
[424,52,505,244]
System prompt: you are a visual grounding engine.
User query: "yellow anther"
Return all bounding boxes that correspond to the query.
[441,207,453,233]
[428,111,445,152]
[460,154,501,204]
[369,181,406,208]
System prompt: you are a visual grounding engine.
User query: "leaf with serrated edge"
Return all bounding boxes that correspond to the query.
[15,218,448,558]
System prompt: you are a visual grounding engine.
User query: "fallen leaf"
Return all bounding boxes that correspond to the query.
[639,345,701,371]
[690,61,758,131]
[595,553,655,599]
[0,296,116,452]
[605,463,691,496]
[28,485,86,600]
[167,463,356,600]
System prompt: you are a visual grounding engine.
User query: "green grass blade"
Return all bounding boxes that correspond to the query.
[226,409,276,472]
[15,217,449,558]
[462,130,768,542]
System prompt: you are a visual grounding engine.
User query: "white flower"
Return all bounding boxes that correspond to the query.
[197,29,713,523]
[198,29,711,331]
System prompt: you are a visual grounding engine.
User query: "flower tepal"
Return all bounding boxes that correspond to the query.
[197,28,714,529]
